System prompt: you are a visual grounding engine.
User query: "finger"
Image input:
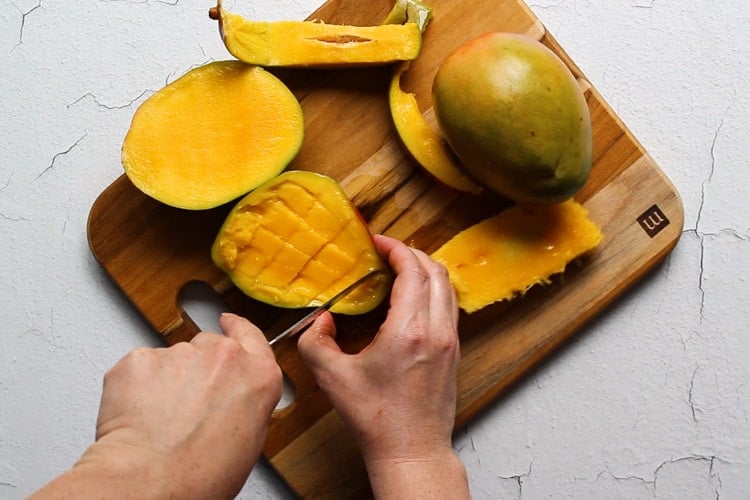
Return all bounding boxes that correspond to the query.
[372,235,431,316]
[189,331,224,347]
[219,313,273,356]
[374,236,460,353]
[373,234,415,275]
[382,234,457,322]
[410,248,459,328]
[297,311,343,379]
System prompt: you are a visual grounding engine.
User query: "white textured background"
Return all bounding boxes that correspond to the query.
[1,0,748,498]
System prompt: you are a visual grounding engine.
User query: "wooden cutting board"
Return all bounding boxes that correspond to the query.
[87,0,683,497]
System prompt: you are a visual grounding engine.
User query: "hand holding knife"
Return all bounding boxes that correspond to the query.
[268,269,383,346]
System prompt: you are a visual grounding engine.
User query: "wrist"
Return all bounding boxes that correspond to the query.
[364,446,470,500]
[31,442,173,500]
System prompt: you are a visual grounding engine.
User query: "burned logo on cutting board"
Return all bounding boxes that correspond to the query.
[637,204,670,238]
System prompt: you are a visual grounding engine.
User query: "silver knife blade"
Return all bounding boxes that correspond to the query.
[268,269,382,346]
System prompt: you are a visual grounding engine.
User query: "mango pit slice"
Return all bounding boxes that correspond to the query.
[212,171,391,315]
[210,1,423,67]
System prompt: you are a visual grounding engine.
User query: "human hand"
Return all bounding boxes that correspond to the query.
[33,313,282,500]
[297,235,468,497]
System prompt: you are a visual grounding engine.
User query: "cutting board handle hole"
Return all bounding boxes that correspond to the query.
[178,280,296,411]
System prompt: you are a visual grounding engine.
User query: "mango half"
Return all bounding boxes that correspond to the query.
[432,33,593,204]
[122,61,303,210]
[212,171,391,315]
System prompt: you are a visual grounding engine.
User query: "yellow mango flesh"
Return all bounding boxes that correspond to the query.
[431,200,602,313]
[389,63,483,195]
[212,171,391,314]
[215,8,422,67]
[122,61,303,210]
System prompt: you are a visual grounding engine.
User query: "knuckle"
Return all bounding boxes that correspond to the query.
[212,337,245,362]
[402,322,431,351]
[127,346,154,359]
[408,261,430,287]
[403,323,459,361]
[105,347,155,381]
[432,260,451,281]
[253,359,283,401]
[436,329,459,358]
[170,340,195,354]
[268,365,284,397]
[416,266,431,286]
[219,335,243,353]
[199,331,231,348]
[119,347,155,367]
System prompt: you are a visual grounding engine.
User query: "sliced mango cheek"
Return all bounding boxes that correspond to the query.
[212,171,391,315]
[431,200,602,313]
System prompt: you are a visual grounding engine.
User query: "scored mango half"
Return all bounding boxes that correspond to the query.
[212,171,392,314]
[432,200,603,313]
[209,0,423,67]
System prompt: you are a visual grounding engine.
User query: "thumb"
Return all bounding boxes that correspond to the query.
[297,311,343,377]
[219,312,273,355]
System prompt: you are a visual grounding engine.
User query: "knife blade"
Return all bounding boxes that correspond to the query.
[268,269,383,346]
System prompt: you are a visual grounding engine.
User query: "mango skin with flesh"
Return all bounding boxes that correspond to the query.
[432,32,592,204]
[211,171,391,315]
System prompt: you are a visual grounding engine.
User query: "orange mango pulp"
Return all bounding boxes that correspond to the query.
[122,61,303,209]
[432,200,602,313]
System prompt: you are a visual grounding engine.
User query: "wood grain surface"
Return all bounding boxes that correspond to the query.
[87,0,684,497]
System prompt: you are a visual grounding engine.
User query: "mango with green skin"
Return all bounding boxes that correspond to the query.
[432,32,592,204]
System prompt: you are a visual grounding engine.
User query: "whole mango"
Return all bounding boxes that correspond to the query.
[432,32,592,204]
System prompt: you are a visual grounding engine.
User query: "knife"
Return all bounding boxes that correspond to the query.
[268,269,383,346]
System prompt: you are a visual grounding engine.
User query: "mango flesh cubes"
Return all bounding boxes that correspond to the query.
[212,171,391,314]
